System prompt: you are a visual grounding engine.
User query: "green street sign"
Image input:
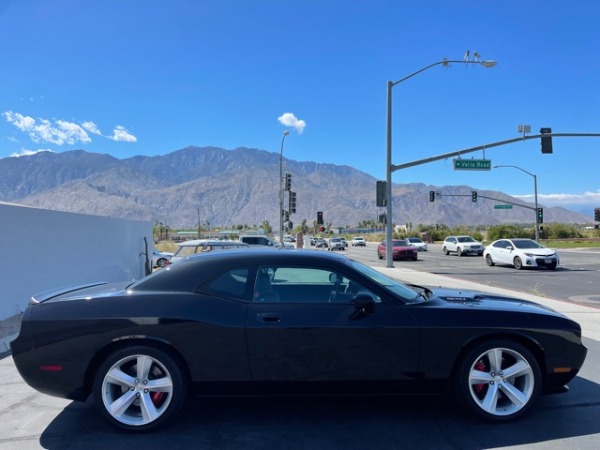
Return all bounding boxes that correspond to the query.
[453,159,492,171]
[494,204,513,209]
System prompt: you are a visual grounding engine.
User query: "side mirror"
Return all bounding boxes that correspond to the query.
[352,292,376,315]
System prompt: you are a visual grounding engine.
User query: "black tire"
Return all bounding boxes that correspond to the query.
[485,254,495,266]
[443,246,449,256]
[514,257,523,270]
[454,340,541,422]
[457,247,463,257]
[93,346,187,432]
[377,250,383,260]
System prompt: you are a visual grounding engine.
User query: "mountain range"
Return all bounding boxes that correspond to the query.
[0,146,592,229]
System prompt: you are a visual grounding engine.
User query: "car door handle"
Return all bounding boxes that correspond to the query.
[256,313,281,323]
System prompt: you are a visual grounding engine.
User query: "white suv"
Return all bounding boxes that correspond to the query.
[351,237,366,247]
[443,236,484,256]
[328,237,346,251]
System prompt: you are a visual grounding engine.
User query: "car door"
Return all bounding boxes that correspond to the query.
[446,237,457,252]
[491,240,513,264]
[246,265,420,381]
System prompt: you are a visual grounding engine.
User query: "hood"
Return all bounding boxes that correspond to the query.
[428,286,563,316]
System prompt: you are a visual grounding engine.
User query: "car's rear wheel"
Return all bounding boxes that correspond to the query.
[93,346,187,432]
[513,257,523,270]
[156,258,168,268]
[454,340,541,421]
[485,254,495,266]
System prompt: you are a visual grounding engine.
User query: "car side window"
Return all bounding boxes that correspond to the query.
[203,267,250,299]
[254,265,379,304]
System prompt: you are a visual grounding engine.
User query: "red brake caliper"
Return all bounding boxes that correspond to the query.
[474,360,486,394]
[151,391,166,405]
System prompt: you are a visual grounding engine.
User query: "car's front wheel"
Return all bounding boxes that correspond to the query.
[485,254,495,266]
[454,340,541,421]
[443,246,449,255]
[514,257,523,270]
[93,346,187,432]
[457,247,463,256]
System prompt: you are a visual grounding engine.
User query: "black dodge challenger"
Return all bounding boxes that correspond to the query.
[11,249,587,432]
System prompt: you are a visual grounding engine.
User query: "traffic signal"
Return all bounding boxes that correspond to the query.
[595,208,600,221]
[317,211,323,225]
[285,173,292,191]
[376,181,387,206]
[319,226,325,232]
[540,128,553,154]
[289,191,297,214]
[472,191,478,202]
[537,207,543,224]
[282,210,289,221]
[429,190,435,202]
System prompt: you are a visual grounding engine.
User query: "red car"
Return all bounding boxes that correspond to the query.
[377,239,418,261]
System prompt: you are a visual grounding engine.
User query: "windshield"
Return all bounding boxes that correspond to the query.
[513,239,545,249]
[348,260,422,303]
[457,236,476,243]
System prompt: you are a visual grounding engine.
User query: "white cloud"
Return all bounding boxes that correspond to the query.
[514,191,600,206]
[3,111,137,145]
[3,111,91,145]
[278,112,306,134]
[8,148,54,158]
[109,125,137,142]
[82,121,102,135]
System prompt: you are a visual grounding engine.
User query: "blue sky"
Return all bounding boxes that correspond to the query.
[1,0,599,215]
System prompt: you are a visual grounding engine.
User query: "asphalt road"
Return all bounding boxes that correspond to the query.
[342,242,600,308]
[1,243,598,449]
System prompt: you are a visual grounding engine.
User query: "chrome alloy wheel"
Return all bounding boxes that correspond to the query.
[467,347,535,417]
[100,353,174,427]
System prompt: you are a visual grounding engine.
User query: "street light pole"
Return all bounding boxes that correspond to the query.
[493,164,539,241]
[385,57,496,267]
[279,130,290,244]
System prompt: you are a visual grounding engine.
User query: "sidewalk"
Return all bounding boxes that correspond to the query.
[0,313,22,354]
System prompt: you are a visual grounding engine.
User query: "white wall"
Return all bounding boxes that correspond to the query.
[0,203,153,320]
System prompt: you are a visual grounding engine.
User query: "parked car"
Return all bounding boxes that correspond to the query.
[152,249,174,267]
[484,238,560,270]
[170,239,250,263]
[315,238,328,248]
[377,239,418,261]
[351,236,366,247]
[407,237,428,251]
[443,236,484,256]
[328,237,345,251]
[339,237,348,248]
[11,249,586,431]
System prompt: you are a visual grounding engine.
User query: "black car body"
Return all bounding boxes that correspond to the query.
[11,249,587,431]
